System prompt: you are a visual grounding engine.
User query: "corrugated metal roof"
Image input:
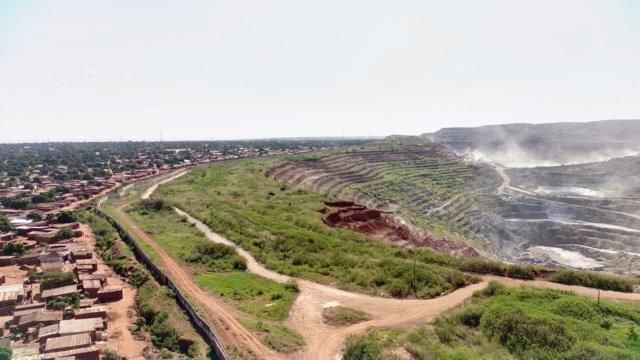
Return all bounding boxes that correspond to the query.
[44,333,92,352]
[40,345,99,360]
[18,310,62,326]
[82,279,102,289]
[0,283,24,302]
[58,318,104,334]
[40,284,79,298]
[38,323,60,338]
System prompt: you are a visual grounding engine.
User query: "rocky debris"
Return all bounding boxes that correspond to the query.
[322,202,479,257]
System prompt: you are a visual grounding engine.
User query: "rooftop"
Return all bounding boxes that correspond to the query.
[40,284,79,299]
[44,333,92,352]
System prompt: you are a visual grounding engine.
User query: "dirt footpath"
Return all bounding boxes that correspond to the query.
[114,206,282,360]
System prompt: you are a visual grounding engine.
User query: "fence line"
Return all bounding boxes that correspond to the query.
[95,209,230,360]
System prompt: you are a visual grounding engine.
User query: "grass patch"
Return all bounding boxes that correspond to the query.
[195,272,296,321]
[345,282,640,359]
[322,306,371,326]
[550,269,637,293]
[155,158,478,299]
[241,318,305,354]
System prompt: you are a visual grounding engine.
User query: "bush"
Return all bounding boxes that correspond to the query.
[480,304,574,357]
[343,335,381,360]
[102,349,122,360]
[149,311,180,351]
[56,211,77,223]
[26,212,43,221]
[0,215,11,232]
[138,199,170,212]
[48,292,81,310]
[41,271,76,290]
[55,227,75,240]
[387,279,411,298]
[0,347,11,360]
[456,303,485,327]
[550,270,635,292]
[32,191,56,203]
[2,241,25,256]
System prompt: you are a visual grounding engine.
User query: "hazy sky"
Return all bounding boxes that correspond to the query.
[1,1,639,142]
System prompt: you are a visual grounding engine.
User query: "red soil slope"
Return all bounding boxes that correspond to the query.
[322,201,479,257]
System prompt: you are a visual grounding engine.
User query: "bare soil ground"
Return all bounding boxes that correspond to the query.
[322,201,479,257]
[79,224,148,360]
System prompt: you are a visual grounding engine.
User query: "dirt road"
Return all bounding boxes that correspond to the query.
[174,205,640,359]
[113,206,282,360]
[141,170,188,200]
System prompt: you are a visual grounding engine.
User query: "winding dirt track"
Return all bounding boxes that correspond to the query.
[113,205,281,360]
[174,207,640,360]
[120,170,640,360]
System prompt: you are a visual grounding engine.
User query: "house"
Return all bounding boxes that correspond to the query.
[58,318,105,338]
[73,306,106,320]
[76,259,97,272]
[40,345,99,360]
[0,232,15,241]
[41,261,64,273]
[44,333,93,353]
[17,310,62,330]
[71,248,92,260]
[97,286,122,302]
[81,280,102,298]
[18,252,40,266]
[37,323,60,345]
[40,284,79,301]
[0,283,24,315]
[40,250,65,264]
[27,230,58,243]
[0,256,15,267]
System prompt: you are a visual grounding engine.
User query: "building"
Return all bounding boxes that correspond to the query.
[0,283,24,315]
[17,310,62,330]
[44,333,93,353]
[40,345,99,360]
[58,318,105,338]
[97,286,122,302]
[73,306,107,320]
[40,284,79,301]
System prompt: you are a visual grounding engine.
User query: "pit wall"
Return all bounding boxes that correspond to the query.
[95,208,230,360]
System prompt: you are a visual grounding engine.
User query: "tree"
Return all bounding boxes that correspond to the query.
[0,346,12,360]
[56,211,76,224]
[26,212,43,221]
[0,215,11,232]
[32,191,56,203]
[3,242,25,256]
[55,228,75,240]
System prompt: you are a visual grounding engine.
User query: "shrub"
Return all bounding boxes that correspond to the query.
[26,212,43,221]
[343,335,381,360]
[0,347,11,360]
[550,298,597,321]
[102,349,122,360]
[56,211,77,223]
[48,292,81,310]
[387,279,411,298]
[41,271,76,290]
[138,199,170,212]
[55,227,75,240]
[0,215,11,232]
[32,191,56,203]
[550,270,635,292]
[480,304,574,356]
[2,241,25,256]
[456,303,485,327]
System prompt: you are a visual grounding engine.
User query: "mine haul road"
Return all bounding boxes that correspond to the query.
[114,168,640,360]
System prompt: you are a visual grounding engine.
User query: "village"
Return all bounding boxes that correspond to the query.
[0,210,142,360]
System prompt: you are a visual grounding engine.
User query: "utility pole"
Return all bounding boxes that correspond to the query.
[412,249,417,297]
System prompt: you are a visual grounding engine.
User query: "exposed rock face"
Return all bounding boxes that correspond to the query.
[322,202,480,257]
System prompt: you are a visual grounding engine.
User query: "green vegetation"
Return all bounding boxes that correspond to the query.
[322,306,371,326]
[241,318,305,353]
[344,282,640,359]
[155,159,478,299]
[26,212,43,221]
[135,281,206,358]
[101,349,122,360]
[550,269,636,293]
[0,214,10,232]
[32,191,56,203]
[0,346,11,360]
[78,210,208,359]
[124,202,304,352]
[48,292,81,310]
[77,211,149,288]
[0,195,29,210]
[2,241,24,256]
[55,211,77,223]
[195,272,296,321]
[54,227,74,240]
[41,271,76,290]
